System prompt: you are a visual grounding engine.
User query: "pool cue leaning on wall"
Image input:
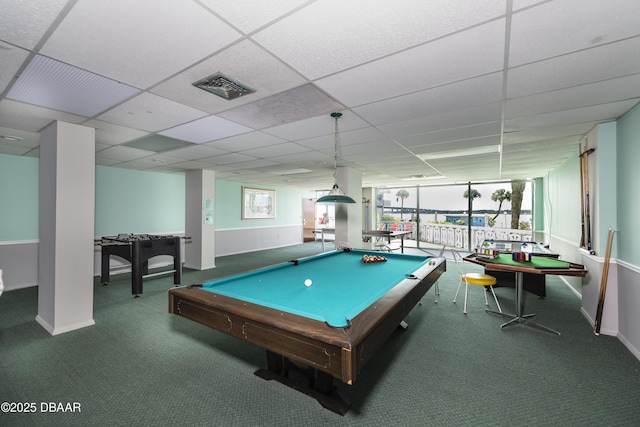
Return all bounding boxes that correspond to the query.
[594,229,616,336]
[580,138,595,253]
[579,143,586,248]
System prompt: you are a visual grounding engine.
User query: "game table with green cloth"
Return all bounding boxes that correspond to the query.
[465,253,587,335]
[168,249,445,415]
[476,239,560,297]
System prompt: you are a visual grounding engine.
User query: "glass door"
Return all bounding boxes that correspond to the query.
[377,181,533,252]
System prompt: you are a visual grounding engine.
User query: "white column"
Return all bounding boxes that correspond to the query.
[184,170,215,270]
[361,187,375,249]
[37,121,95,335]
[334,166,362,248]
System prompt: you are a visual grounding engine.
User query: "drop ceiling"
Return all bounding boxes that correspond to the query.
[1,0,639,190]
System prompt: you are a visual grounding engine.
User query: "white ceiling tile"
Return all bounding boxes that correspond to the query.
[293,134,334,151]
[340,142,407,158]
[364,155,425,168]
[218,84,343,129]
[378,103,503,138]
[263,113,369,141]
[507,37,640,98]
[410,136,501,154]
[503,123,595,144]
[163,145,230,161]
[40,0,242,88]
[397,123,502,149]
[267,150,330,165]
[144,165,187,174]
[0,0,68,49]
[96,145,154,162]
[199,0,310,33]
[160,115,252,144]
[430,153,501,167]
[316,19,506,106]
[95,142,111,152]
[115,157,180,170]
[504,138,580,158]
[512,0,547,11]
[506,100,639,131]
[355,73,504,126]
[171,160,219,170]
[83,120,149,146]
[241,142,310,158]
[296,126,388,152]
[506,73,640,119]
[227,159,280,170]
[150,40,307,114]
[254,0,506,79]
[204,152,257,165]
[0,43,30,93]
[136,154,189,166]
[206,131,287,152]
[96,93,208,133]
[2,0,638,186]
[336,127,388,146]
[95,157,121,167]
[0,127,39,149]
[510,0,640,67]
[0,99,85,132]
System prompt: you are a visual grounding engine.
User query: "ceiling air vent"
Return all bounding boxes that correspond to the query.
[192,72,256,100]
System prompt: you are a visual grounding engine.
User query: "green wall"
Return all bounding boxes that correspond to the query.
[545,153,582,244]
[595,122,618,257]
[533,178,544,231]
[0,154,39,240]
[0,154,304,241]
[0,157,186,240]
[215,180,303,229]
[617,102,640,266]
[95,166,185,236]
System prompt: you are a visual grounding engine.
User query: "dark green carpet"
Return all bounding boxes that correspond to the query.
[1,242,639,426]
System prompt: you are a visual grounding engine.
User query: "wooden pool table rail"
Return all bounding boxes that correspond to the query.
[168,259,445,386]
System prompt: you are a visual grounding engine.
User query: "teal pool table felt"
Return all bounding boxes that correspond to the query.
[200,250,432,328]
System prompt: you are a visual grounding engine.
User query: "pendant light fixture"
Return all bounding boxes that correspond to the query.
[316,112,356,204]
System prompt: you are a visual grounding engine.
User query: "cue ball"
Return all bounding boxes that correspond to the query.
[304,279,312,287]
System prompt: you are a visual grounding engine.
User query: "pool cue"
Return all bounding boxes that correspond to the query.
[580,140,595,252]
[594,228,615,335]
[584,145,592,252]
[579,143,586,248]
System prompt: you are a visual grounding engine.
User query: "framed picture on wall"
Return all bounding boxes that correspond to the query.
[242,187,276,219]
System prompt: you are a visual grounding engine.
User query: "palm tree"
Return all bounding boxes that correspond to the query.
[490,188,511,221]
[396,189,410,220]
[510,181,526,229]
[463,188,481,211]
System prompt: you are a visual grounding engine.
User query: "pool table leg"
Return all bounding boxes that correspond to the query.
[255,350,352,415]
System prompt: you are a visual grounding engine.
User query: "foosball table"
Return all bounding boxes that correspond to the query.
[96,234,186,296]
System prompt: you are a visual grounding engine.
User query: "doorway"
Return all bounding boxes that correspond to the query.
[302,198,316,242]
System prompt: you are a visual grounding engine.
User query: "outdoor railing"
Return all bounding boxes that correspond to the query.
[380,221,532,251]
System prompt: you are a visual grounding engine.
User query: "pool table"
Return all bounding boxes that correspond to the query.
[168,249,445,415]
